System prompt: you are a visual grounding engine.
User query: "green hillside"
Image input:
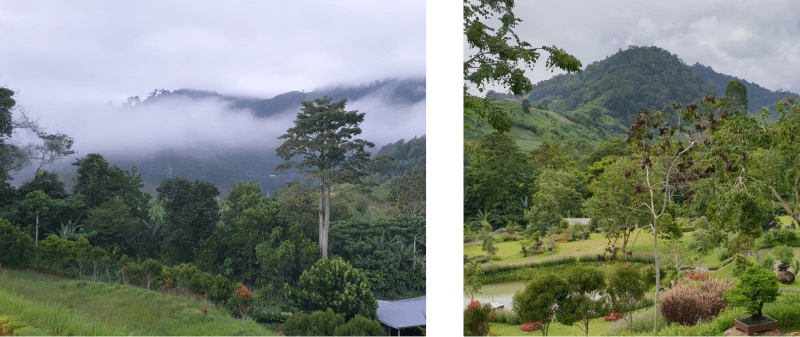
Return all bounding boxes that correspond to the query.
[473,46,800,150]
[465,99,613,152]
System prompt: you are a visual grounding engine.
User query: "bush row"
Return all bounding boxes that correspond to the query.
[283,309,385,336]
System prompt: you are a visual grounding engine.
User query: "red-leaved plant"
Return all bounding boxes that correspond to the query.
[520,322,543,332]
[603,312,625,322]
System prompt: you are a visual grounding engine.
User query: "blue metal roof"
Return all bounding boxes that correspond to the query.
[376,296,426,329]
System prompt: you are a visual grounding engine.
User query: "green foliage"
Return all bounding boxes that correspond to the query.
[464,300,494,337]
[557,266,610,336]
[525,170,585,235]
[464,132,534,228]
[655,213,682,240]
[72,153,146,211]
[728,253,752,275]
[35,235,77,276]
[772,245,794,265]
[463,0,581,132]
[329,216,425,299]
[0,218,35,268]
[492,309,520,325]
[512,272,570,336]
[688,228,716,264]
[389,169,426,217]
[758,228,800,248]
[521,98,531,113]
[84,198,144,258]
[140,259,162,290]
[254,224,319,293]
[526,46,716,125]
[17,170,69,200]
[283,309,345,336]
[276,96,374,258]
[285,257,378,320]
[723,80,748,115]
[198,181,282,284]
[761,256,775,271]
[723,265,780,318]
[333,315,386,336]
[707,188,769,240]
[606,263,648,332]
[157,177,220,264]
[464,261,482,301]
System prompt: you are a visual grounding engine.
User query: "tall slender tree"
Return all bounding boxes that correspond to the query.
[623,97,725,335]
[723,80,748,115]
[276,96,374,257]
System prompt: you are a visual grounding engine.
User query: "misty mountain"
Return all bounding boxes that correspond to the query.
[126,78,426,118]
[100,135,425,196]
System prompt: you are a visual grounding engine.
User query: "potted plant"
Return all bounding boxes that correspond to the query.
[772,245,796,284]
[722,265,781,335]
[772,245,794,269]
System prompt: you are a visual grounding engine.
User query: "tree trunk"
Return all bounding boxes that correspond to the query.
[323,182,331,258]
[319,179,325,257]
[35,213,39,246]
[653,215,660,336]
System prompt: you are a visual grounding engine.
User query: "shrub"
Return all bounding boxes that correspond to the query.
[282,311,308,336]
[311,310,347,335]
[759,228,800,248]
[691,273,709,281]
[603,312,624,322]
[493,309,520,325]
[333,315,385,336]
[604,308,667,335]
[763,292,800,331]
[209,274,235,304]
[464,300,493,336]
[660,277,735,326]
[681,226,696,233]
[285,257,378,320]
[723,266,780,319]
[772,245,795,265]
[520,322,542,332]
[761,256,775,271]
[0,219,35,268]
[716,249,730,262]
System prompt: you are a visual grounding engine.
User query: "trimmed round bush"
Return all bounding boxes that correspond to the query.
[283,309,345,336]
[464,300,493,336]
[0,219,35,268]
[333,315,386,336]
[285,257,378,320]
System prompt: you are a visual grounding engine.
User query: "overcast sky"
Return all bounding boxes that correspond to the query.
[0,1,425,171]
[467,0,800,95]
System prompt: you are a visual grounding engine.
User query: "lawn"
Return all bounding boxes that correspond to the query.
[489,316,611,337]
[0,269,277,336]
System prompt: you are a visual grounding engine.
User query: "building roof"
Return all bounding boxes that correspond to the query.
[376,296,426,329]
[564,218,591,226]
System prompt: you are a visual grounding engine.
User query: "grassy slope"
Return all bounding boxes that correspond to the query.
[0,269,276,336]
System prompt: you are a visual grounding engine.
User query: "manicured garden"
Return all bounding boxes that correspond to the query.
[464,215,800,336]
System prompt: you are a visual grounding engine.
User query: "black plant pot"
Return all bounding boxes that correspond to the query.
[734,315,777,335]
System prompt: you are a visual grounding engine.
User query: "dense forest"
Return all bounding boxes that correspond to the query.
[1,87,425,336]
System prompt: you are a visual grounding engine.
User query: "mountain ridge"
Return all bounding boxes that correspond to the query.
[124,78,426,118]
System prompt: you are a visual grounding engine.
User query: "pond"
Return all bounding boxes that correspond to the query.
[463,281,526,309]
[463,281,608,309]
